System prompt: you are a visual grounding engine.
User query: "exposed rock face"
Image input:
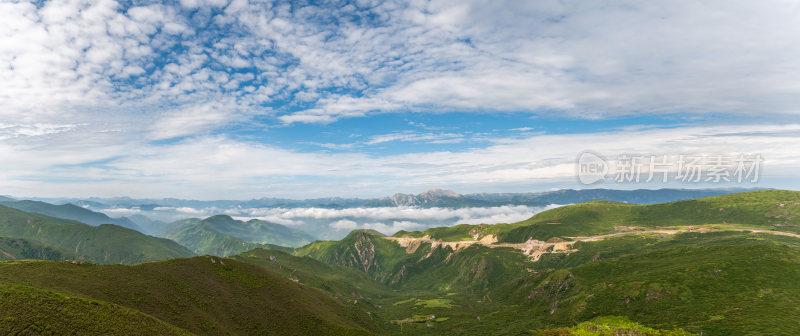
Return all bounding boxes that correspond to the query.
[526,271,575,316]
[331,231,385,281]
[386,189,464,207]
[419,188,461,199]
[389,193,417,207]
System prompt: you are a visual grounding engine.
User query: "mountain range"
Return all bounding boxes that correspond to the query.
[0,205,193,264]
[20,187,763,211]
[165,215,312,256]
[0,199,144,232]
[0,189,798,334]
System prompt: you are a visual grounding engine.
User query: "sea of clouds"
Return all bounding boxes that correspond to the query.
[101,204,562,239]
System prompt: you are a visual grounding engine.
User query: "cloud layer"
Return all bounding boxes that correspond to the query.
[2,0,800,198]
[4,0,800,128]
[106,203,558,236]
[2,123,800,198]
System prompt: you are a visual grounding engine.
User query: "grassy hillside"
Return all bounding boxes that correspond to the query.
[293,229,539,296]
[293,230,415,284]
[231,249,395,311]
[157,217,202,236]
[169,224,266,257]
[287,192,800,334]
[532,316,694,335]
[0,237,76,261]
[499,190,800,242]
[493,231,800,335]
[394,223,504,241]
[0,257,377,335]
[394,190,800,243]
[0,200,143,232]
[168,215,300,256]
[4,190,800,334]
[0,284,193,335]
[168,215,311,257]
[0,205,193,264]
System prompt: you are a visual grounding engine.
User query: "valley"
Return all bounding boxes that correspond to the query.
[7,1,797,334]
[0,190,799,334]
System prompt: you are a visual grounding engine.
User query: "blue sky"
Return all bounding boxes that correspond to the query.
[1,0,799,199]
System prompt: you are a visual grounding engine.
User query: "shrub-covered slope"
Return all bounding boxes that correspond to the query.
[0,257,377,335]
[0,205,193,264]
[168,215,310,256]
[0,199,143,232]
[0,284,193,336]
[0,237,76,261]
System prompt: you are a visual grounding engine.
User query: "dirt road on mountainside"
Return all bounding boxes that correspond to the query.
[386,228,800,261]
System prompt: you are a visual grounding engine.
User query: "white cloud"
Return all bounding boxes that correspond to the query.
[2,0,800,198]
[238,205,550,224]
[1,123,799,199]
[363,221,427,235]
[365,131,463,145]
[6,0,799,129]
[148,102,239,140]
[153,206,208,216]
[330,219,358,230]
[102,207,143,216]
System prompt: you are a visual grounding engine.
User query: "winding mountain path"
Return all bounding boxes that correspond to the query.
[387,227,800,261]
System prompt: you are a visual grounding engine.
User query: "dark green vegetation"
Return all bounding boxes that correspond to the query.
[167,215,310,256]
[0,199,143,231]
[292,229,532,293]
[0,285,193,335]
[0,237,75,261]
[284,231,799,335]
[283,191,800,335]
[497,231,800,335]
[0,205,193,264]
[0,257,376,335]
[294,230,410,284]
[231,248,394,302]
[499,189,800,242]
[532,316,693,335]
[2,190,799,334]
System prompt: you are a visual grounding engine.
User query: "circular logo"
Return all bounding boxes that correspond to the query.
[576,151,608,184]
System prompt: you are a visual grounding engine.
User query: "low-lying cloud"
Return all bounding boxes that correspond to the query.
[101,204,561,237]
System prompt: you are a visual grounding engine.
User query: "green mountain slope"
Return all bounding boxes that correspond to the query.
[0,257,376,335]
[498,189,800,242]
[294,230,412,284]
[0,284,193,335]
[0,205,193,264]
[169,215,310,256]
[3,190,800,335]
[294,230,534,294]
[0,200,143,232]
[532,316,694,335]
[158,217,202,236]
[0,237,76,261]
[126,214,169,235]
[496,231,800,335]
[231,248,395,309]
[285,191,800,334]
[393,190,800,243]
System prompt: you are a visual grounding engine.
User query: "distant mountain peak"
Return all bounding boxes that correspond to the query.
[419,188,460,198]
